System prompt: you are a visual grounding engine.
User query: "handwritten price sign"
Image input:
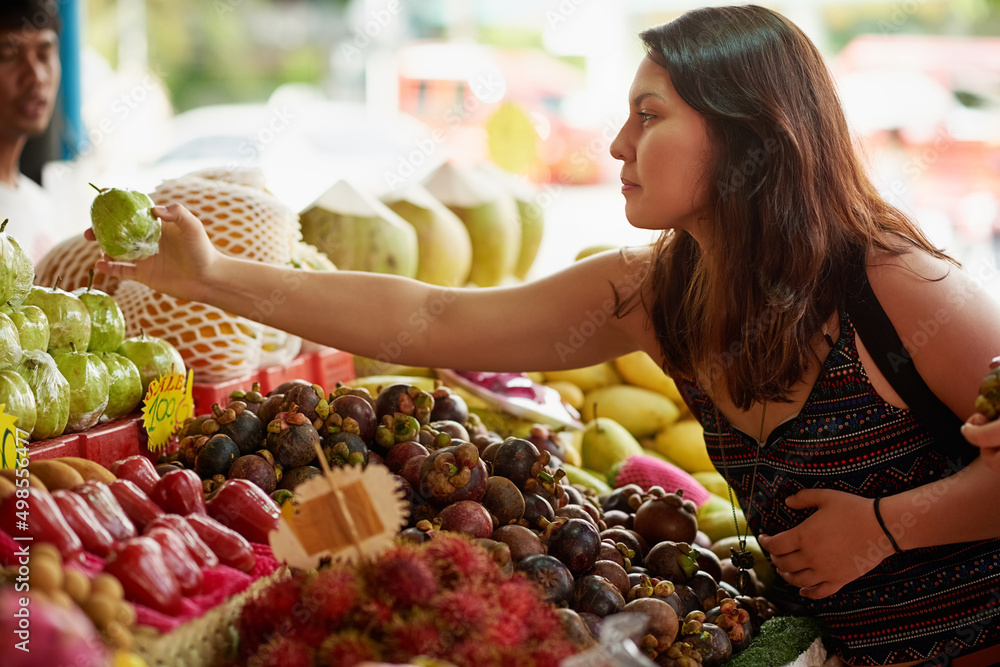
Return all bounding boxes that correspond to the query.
[0,404,26,471]
[142,370,195,451]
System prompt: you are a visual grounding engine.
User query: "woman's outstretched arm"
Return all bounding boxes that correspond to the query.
[91,203,654,372]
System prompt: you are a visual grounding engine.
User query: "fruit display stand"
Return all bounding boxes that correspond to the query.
[190,347,354,415]
[27,415,153,468]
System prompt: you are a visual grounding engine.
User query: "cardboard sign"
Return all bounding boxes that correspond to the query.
[270,448,407,568]
[0,404,25,470]
[142,370,195,451]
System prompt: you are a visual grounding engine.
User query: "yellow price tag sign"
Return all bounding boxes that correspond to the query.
[0,403,27,471]
[141,370,195,451]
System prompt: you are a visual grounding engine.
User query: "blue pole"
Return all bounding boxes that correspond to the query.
[59,0,86,160]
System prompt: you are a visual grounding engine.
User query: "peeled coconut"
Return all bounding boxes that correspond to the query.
[382,184,473,287]
[299,180,418,277]
[423,162,521,287]
[477,162,545,280]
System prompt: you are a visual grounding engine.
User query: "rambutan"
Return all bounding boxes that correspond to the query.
[422,533,499,587]
[238,576,303,652]
[382,612,449,662]
[431,587,490,632]
[449,637,504,666]
[485,613,529,649]
[302,568,360,627]
[530,638,580,666]
[318,630,381,667]
[248,635,315,667]
[364,547,438,608]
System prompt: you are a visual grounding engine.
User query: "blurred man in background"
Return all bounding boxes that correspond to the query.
[0,0,61,262]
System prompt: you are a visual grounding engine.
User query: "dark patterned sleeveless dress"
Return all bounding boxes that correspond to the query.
[678,308,1000,665]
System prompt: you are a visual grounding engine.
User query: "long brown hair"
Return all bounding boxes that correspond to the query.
[616,5,953,410]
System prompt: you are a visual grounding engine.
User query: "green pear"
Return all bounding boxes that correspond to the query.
[72,274,126,353]
[0,368,37,438]
[0,312,21,370]
[0,303,49,352]
[0,218,35,308]
[90,185,162,261]
[97,351,142,421]
[117,333,183,397]
[23,282,91,352]
[579,416,644,474]
[51,346,110,433]
[15,349,70,440]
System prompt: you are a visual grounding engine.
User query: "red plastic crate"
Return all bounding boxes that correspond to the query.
[27,415,153,468]
[24,349,354,469]
[190,347,354,416]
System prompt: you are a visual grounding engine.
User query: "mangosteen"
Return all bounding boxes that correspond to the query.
[674,584,704,617]
[392,474,413,505]
[178,434,208,469]
[270,379,311,396]
[691,544,723,583]
[270,488,294,507]
[621,597,680,649]
[417,442,488,507]
[482,476,525,526]
[195,434,240,479]
[436,500,493,539]
[473,538,514,578]
[277,465,322,491]
[695,530,712,549]
[517,554,575,607]
[491,437,543,489]
[555,608,595,650]
[156,462,184,476]
[492,524,545,562]
[586,560,630,595]
[374,413,422,453]
[602,509,632,529]
[322,394,378,444]
[211,401,266,455]
[521,490,555,528]
[686,571,721,611]
[645,541,700,584]
[598,541,627,569]
[600,528,647,567]
[322,431,369,468]
[599,484,643,514]
[267,405,322,469]
[398,526,430,544]
[633,491,698,546]
[368,451,384,467]
[525,424,568,463]
[681,622,732,667]
[280,383,329,424]
[256,393,285,426]
[577,612,603,642]
[429,419,469,443]
[415,423,453,450]
[384,440,429,473]
[705,598,753,653]
[429,386,469,423]
[562,484,585,507]
[177,414,210,440]
[228,454,278,494]
[547,517,601,575]
[399,454,427,492]
[230,382,265,413]
[556,504,599,530]
[573,575,625,617]
[375,382,434,424]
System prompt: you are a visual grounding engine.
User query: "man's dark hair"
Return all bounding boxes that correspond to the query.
[0,0,62,35]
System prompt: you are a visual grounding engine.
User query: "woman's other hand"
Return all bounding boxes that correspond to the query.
[962,355,1000,473]
[86,204,221,302]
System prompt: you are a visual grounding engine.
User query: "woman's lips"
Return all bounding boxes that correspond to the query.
[621,177,639,193]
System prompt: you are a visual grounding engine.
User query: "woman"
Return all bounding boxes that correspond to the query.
[93,6,1000,665]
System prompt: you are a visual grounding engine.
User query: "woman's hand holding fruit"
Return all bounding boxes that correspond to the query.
[87,204,222,303]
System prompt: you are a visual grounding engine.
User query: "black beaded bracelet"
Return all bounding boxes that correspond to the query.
[873,496,902,554]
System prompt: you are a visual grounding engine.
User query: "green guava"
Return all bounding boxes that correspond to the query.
[15,349,70,440]
[51,347,110,433]
[97,351,142,421]
[89,186,162,261]
[0,304,49,352]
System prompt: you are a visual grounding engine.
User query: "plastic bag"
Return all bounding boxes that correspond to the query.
[561,612,659,667]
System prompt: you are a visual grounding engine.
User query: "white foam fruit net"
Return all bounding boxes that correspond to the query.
[114,280,264,383]
[110,171,302,382]
[35,233,121,294]
[150,175,297,266]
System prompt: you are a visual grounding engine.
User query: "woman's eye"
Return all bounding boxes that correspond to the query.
[637,112,655,123]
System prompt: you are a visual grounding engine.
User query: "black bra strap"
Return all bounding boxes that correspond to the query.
[844,251,976,468]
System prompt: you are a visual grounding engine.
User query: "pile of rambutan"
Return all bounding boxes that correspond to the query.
[233,533,579,667]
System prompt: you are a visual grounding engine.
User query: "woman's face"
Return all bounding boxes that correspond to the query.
[610,57,714,238]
